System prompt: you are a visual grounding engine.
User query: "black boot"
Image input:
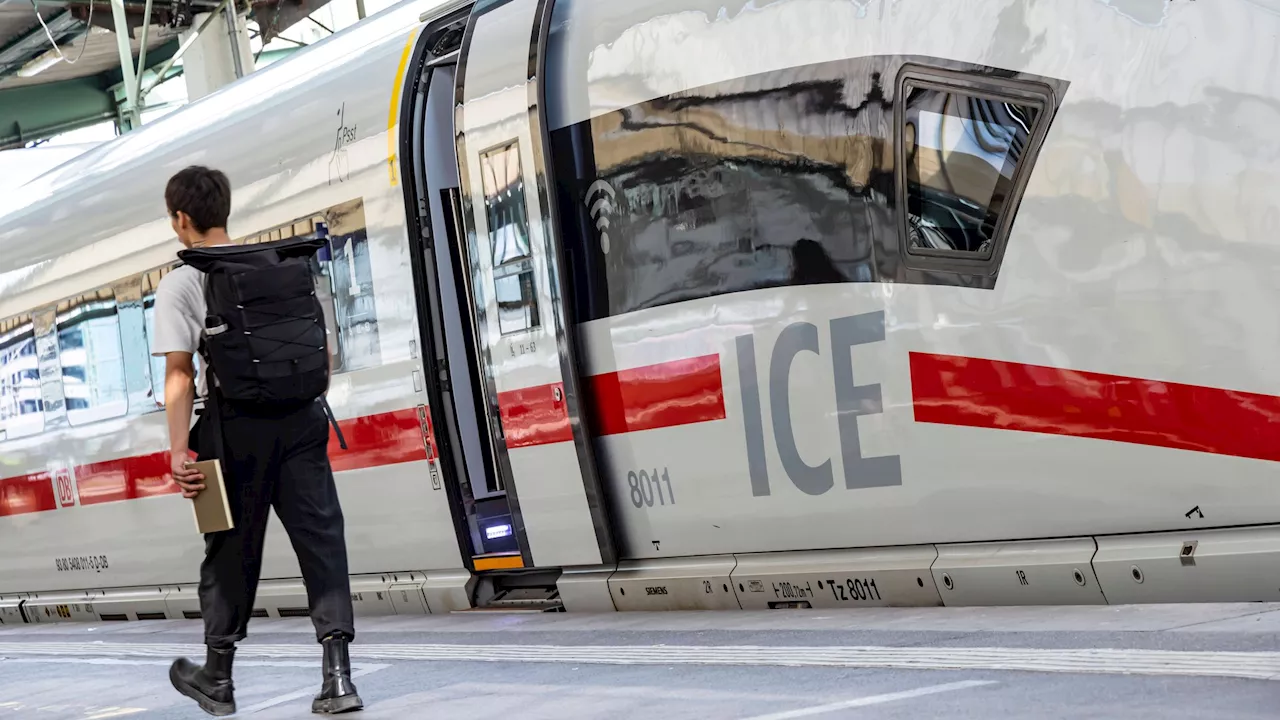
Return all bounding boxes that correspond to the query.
[312,633,363,714]
[170,646,236,717]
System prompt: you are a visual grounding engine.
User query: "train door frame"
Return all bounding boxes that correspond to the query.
[396,2,537,572]
[451,0,616,569]
[524,0,619,567]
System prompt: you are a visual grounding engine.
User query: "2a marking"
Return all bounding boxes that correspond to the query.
[827,577,881,602]
[628,467,675,508]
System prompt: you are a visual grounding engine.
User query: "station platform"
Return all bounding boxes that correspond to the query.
[1,603,1278,719]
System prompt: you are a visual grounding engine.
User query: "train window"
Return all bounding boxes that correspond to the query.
[0,314,44,440]
[238,199,381,371]
[143,267,168,405]
[494,266,541,336]
[895,65,1054,272]
[56,289,129,425]
[114,275,154,415]
[901,89,1037,256]
[480,141,540,336]
[480,141,532,266]
[142,265,201,407]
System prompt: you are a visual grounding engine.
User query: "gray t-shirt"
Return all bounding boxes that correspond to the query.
[149,265,209,398]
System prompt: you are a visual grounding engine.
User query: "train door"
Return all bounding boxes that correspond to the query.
[400,1,615,579]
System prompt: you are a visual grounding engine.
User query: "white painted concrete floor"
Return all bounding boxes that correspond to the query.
[1,603,1279,719]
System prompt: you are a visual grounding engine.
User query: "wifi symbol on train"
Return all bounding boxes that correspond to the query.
[585,179,616,255]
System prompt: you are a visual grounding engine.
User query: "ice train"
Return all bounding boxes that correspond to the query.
[1,0,1279,623]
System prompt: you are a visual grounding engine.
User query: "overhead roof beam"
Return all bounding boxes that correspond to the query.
[139,0,230,100]
[100,34,177,87]
[110,0,141,128]
[0,75,115,149]
[0,10,84,78]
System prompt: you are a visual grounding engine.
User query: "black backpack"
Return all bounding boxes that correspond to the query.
[178,236,346,446]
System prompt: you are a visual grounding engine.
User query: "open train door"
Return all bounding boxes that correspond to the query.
[400,0,615,599]
[452,0,616,574]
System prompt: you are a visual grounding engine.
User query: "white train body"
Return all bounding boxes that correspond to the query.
[1,0,1279,621]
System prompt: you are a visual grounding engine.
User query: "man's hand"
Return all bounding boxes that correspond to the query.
[171,454,205,499]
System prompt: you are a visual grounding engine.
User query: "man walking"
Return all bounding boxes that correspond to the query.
[153,165,362,716]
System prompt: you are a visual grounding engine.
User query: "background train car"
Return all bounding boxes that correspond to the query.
[1,0,1279,624]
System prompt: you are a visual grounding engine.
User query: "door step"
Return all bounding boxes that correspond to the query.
[469,568,564,612]
[486,587,563,612]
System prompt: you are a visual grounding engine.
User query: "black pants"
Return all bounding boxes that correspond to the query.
[196,400,354,649]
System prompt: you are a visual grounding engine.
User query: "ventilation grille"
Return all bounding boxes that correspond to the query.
[137,612,167,621]
[277,607,311,618]
[251,608,269,618]
[99,613,128,622]
[183,610,203,620]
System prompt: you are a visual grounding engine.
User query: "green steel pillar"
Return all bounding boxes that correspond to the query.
[109,0,141,130]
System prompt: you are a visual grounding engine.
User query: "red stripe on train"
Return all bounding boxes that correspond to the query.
[497,382,575,449]
[72,409,429,507]
[0,358,730,511]
[910,352,1280,462]
[328,407,428,472]
[496,355,729,449]
[77,452,178,505]
[0,471,57,517]
[589,354,726,436]
[7,350,1277,517]
[0,409,429,517]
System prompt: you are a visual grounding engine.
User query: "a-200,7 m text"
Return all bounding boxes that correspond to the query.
[628,468,674,508]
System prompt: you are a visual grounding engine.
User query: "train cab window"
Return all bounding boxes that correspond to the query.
[480,141,540,336]
[898,69,1049,262]
[546,55,1064,319]
[56,289,128,425]
[0,314,44,440]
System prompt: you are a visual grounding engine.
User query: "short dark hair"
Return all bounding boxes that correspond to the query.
[165,166,231,233]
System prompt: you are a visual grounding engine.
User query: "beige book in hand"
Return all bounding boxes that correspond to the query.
[187,460,234,534]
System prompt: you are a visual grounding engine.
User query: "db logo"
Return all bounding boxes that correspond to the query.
[55,469,76,507]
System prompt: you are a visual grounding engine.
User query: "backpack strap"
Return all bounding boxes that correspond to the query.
[196,270,227,461]
[320,396,348,451]
[198,270,217,383]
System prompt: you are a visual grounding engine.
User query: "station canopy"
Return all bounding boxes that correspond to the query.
[0,0,332,149]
